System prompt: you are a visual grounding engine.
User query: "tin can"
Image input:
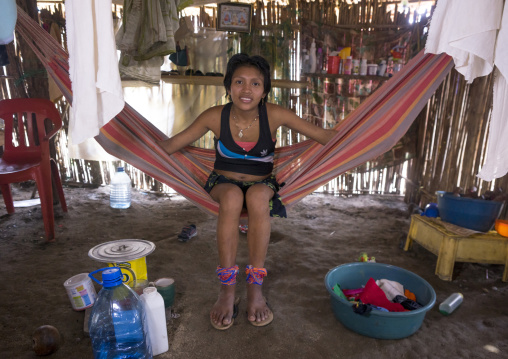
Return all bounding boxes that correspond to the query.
[63,273,97,311]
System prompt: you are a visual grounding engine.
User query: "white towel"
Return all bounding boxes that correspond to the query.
[375,279,404,301]
[478,3,508,181]
[426,0,508,180]
[66,0,125,145]
[425,0,503,83]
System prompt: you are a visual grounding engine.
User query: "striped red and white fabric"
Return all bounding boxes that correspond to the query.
[15,7,454,217]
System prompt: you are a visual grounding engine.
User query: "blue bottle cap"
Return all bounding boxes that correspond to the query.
[101,267,124,288]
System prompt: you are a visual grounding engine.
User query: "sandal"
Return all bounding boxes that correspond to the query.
[248,298,273,327]
[211,297,240,330]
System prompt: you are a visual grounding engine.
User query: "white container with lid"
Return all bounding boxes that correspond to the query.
[141,287,169,355]
[88,239,156,286]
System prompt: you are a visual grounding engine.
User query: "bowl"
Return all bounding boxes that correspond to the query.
[324,262,436,339]
[436,191,504,232]
[495,219,508,238]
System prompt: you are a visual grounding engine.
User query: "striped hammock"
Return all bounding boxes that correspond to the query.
[15,8,454,217]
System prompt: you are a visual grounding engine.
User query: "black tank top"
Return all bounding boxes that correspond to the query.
[213,102,275,176]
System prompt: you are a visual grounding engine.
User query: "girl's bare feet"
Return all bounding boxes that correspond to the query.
[246,283,273,326]
[210,285,238,329]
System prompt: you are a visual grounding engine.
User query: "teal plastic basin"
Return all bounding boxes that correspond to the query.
[324,262,436,339]
[436,191,503,232]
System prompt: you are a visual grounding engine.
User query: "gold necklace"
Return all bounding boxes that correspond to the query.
[232,111,258,138]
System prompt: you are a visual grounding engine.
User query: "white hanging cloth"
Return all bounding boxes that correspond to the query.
[65,0,125,145]
[425,0,508,181]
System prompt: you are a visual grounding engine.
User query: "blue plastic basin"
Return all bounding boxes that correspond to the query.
[324,262,436,339]
[436,191,503,232]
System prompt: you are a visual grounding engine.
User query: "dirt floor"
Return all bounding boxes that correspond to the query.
[0,184,507,358]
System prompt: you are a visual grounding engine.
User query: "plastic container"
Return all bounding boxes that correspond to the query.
[436,191,503,232]
[327,55,340,74]
[110,167,131,209]
[88,239,156,286]
[325,262,436,339]
[422,202,439,218]
[88,267,152,359]
[367,64,378,75]
[141,287,169,355]
[439,293,463,315]
[63,273,97,311]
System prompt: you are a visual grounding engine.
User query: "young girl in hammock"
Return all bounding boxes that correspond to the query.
[158,53,336,329]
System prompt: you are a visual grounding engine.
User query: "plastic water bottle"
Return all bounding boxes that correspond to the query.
[439,293,463,315]
[110,167,131,209]
[141,287,169,356]
[88,267,152,359]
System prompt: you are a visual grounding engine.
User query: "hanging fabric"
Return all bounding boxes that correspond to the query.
[14,7,454,217]
[65,0,125,145]
[0,0,17,45]
[426,0,508,181]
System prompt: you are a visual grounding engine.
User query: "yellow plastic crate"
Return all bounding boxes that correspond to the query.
[404,214,508,282]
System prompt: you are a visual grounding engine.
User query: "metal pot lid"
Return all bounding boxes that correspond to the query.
[88,239,156,263]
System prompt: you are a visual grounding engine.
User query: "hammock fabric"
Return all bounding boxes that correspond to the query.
[15,7,454,217]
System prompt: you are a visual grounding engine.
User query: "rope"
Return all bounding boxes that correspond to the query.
[14,69,47,86]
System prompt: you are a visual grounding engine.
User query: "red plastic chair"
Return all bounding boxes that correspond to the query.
[0,98,67,241]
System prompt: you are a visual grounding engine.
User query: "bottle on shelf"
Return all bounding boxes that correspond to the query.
[110,167,132,209]
[301,49,310,75]
[352,59,360,75]
[88,267,152,359]
[344,56,352,75]
[360,59,368,76]
[316,48,323,74]
[386,56,394,77]
[439,293,463,315]
[377,60,387,77]
[393,60,403,73]
[309,39,317,73]
[322,46,329,74]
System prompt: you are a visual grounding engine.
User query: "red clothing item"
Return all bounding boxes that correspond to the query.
[235,140,257,152]
[359,278,406,312]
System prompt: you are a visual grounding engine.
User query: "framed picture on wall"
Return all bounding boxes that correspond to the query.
[217,3,252,33]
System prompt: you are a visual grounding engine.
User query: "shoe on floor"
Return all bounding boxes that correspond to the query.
[239,224,248,234]
[178,224,197,242]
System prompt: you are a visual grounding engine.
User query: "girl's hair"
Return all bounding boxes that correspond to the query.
[223,53,271,103]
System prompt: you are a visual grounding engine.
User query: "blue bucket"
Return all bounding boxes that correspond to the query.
[324,262,436,339]
[436,191,503,232]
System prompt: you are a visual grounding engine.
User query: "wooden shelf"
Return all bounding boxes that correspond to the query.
[160,75,308,89]
[302,73,390,81]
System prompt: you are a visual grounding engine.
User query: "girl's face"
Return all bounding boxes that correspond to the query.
[228,65,266,111]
